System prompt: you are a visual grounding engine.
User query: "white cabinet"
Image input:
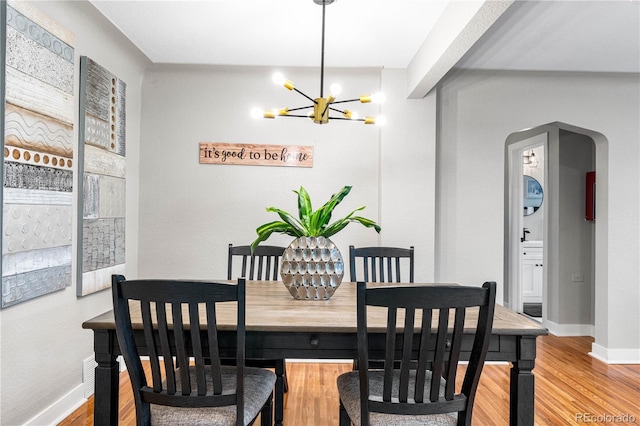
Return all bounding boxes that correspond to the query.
[522,244,542,303]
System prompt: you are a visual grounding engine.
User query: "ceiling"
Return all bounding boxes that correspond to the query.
[456,0,640,73]
[89,0,640,74]
[89,0,450,68]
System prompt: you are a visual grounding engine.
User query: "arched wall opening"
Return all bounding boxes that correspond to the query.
[504,121,608,352]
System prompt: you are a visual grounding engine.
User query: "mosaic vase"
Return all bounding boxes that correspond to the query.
[280,236,344,300]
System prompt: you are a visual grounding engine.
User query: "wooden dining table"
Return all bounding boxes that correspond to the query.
[83,280,548,426]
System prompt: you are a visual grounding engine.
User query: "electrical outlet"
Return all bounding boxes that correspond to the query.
[571,274,584,282]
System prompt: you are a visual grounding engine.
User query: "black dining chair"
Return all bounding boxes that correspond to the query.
[227,244,288,424]
[227,244,284,281]
[349,245,415,283]
[337,281,496,426]
[111,275,276,426]
[349,245,415,371]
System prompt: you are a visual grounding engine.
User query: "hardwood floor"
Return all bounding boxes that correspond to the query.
[59,335,640,425]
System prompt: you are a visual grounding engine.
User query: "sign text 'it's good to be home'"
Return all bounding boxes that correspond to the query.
[199,142,313,168]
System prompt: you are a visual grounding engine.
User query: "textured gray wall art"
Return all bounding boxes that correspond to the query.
[77,56,126,296]
[2,0,75,308]
[82,218,125,272]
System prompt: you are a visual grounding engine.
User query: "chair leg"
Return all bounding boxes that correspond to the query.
[260,391,273,426]
[274,360,285,426]
[339,399,351,426]
[282,361,288,393]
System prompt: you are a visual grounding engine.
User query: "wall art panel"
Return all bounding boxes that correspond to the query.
[77,56,126,296]
[83,144,126,178]
[5,66,74,124]
[2,0,75,308]
[3,187,72,205]
[83,173,99,219]
[98,175,125,218]
[2,203,72,253]
[5,103,73,157]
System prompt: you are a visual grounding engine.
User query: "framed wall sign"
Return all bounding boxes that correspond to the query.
[199,142,313,168]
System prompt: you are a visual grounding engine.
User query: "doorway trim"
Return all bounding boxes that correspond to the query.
[504,134,547,314]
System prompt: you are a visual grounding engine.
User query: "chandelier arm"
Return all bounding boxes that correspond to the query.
[293,87,317,104]
[328,115,365,122]
[329,98,361,105]
[321,103,331,117]
[276,114,366,122]
[287,105,315,112]
[328,106,347,114]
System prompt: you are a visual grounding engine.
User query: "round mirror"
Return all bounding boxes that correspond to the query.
[523,175,543,216]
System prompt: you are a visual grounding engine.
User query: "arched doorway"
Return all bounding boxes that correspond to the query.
[504,122,608,343]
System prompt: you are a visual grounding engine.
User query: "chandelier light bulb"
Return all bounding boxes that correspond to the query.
[329,83,342,97]
[272,72,285,86]
[272,72,294,90]
[375,115,387,126]
[371,92,386,104]
[250,108,264,119]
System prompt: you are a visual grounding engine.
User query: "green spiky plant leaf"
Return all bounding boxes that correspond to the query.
[251,186,381,252]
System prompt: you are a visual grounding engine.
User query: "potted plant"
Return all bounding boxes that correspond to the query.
[251,186,381,299]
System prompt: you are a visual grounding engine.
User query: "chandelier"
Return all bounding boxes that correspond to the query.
[253,0,385,125]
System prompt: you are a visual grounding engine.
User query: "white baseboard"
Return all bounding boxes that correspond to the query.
[590,342,640,364]
[544,324,640,364]
[25,356,126,426]
[544,320,594,337]
[24,384,86,426]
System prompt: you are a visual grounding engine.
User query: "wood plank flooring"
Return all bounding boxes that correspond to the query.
[59,335,640,425]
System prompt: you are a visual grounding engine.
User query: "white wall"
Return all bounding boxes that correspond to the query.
[557,132,595,325]
[0,2,147,425]
[137,66,436,282]
[1,11,438,424]
[380,68,437,281]
[437,69,640,361]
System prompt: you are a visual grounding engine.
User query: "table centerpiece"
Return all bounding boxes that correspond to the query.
[251,186,381,300]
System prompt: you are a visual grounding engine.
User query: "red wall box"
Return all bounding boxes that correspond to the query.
[586,171,596,221]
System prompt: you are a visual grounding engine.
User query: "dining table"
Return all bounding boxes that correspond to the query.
[82,280,548,426]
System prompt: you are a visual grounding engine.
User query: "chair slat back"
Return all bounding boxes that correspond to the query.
[112,275,246,426]
[349,246,414,283]
[356,281,496,426]
[228,244,284,281]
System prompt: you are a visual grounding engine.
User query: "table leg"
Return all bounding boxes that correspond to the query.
[93,329,120,426]
[510,335,537,426]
